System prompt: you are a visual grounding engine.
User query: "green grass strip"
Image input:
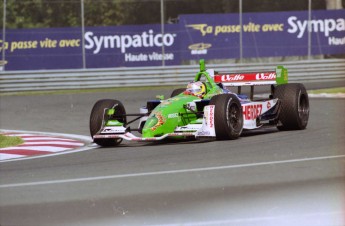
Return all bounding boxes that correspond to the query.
[309,87,345,94]
[0,134,24,148]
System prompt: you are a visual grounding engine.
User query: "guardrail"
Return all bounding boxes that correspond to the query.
[0,59,344,93]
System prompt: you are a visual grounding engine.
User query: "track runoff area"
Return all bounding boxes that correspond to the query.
[0,130,93,162]
[0,89,344,162]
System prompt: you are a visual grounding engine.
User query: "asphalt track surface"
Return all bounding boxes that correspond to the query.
[0,86,344,226]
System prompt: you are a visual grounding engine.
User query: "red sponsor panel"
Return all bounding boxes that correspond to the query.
[242,104,263,120]
[214,72,276,83]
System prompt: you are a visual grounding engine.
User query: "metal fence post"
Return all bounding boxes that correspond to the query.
[2,0,6,70]
[161,0,165,66]
[81,0,86,69]
[239,0,243,63]
[308,0,311,60]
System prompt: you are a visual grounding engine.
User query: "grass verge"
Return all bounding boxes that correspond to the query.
[0,135,24,148]
[309,87,345,94]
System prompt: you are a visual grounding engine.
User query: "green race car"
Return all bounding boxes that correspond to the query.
[90,60,309,147]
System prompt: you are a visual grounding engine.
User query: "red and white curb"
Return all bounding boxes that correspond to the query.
[0,130,95,162]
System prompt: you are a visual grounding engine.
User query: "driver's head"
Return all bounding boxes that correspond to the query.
[184,81,207,98]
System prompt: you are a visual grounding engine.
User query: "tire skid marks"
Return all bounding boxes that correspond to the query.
[0,133,86,160]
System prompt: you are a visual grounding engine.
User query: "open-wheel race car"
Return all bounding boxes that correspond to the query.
[90,59,309,147]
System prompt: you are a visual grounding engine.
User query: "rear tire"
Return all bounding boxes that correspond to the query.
[210,94,243,140]
[274,83,309,130]
[89,99,126,146]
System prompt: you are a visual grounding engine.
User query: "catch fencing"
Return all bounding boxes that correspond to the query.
[0,59,344,93]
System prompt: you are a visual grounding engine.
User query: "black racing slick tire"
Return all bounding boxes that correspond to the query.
[274,83,309,130]
[210,94,243,140]
[89,99,126,147]
[170,88,186,97]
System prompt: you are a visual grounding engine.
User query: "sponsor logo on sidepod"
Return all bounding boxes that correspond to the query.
[242,104,263,120]
[209,105,214,128]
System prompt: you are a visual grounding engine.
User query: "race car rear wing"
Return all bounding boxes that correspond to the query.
[197,59,289,100]
[212,66,288,87]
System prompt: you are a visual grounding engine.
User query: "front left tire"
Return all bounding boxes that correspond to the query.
[210,94,243,140]
[89,99,126,147]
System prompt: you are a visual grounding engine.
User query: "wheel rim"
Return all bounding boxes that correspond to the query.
[227,103,241,131]
[298,93,309,125]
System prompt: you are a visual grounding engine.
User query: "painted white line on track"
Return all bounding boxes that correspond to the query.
[0,153,23,160]
[18,141,85,146]
[22,137,80,141]
[150,211,343,226]
[0,129,96,163]
[1,154,344,188]
[0,144,97,163]
[1,146,73,152]
[5,133,37,137]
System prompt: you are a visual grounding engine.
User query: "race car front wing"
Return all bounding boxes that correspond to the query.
[93,105,216,142]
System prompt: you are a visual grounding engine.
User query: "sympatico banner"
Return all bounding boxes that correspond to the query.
[0,9,344,70]
[0,24,180,70]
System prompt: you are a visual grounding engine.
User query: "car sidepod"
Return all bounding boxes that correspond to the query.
[141,95,200,138]
[241,99,279,129]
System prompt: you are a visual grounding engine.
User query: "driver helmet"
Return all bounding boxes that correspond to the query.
[184,81,207,98]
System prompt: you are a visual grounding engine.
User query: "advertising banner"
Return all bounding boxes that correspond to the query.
[0,24,180,70]
[84,24,180,68]
[180,9,345,59]
[1,27,84,70]
[0,9,344,70]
